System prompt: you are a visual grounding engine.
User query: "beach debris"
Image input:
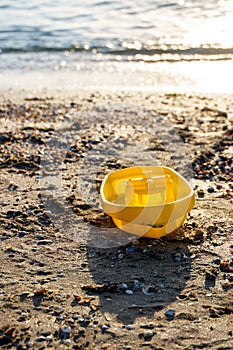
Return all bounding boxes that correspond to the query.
[91,304,99,311]
[73,295,81,302]
[33,288,46,295]
[188,292,198,301]
[83,296,92,303]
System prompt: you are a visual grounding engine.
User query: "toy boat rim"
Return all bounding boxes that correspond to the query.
[100,166,194,208]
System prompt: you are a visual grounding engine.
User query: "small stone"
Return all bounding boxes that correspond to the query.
[174,257,181,263]
[228,275,233,282]
[189,292,198,301]
[207,187,215,193]
[37,239,53,245]
[177,293,188,300]
[205,270,217,280]
[126,247,136,253]
[165,309,175,320]
[125,289,134,295]
[125,325,134,330]
[197,189,205,198]
[61,325,71,334]
[213,258,221,265]
[220,261,230,272]
[63,339,72,345]
[145,330,154,338]
[35,336,46,342]
[18,231,26,238]
[222,281,231,288]
[72,314,79,320]
[101,325,109,332]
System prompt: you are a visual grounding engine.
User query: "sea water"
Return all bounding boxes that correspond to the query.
[1,0,233,92]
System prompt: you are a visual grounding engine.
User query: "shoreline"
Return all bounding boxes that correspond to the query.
[1,59,233,94]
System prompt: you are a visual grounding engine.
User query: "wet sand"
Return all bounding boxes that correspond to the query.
[0,89,233,349]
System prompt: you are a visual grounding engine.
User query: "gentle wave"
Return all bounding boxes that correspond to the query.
[1,44,233,62]
[1,0,233,69]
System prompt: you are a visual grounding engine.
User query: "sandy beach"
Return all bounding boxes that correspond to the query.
[0,89,233,349]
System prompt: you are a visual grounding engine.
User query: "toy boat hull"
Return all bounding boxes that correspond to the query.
[100,166,195,238]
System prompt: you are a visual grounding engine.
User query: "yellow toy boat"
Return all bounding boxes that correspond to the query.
[100,166,195,238]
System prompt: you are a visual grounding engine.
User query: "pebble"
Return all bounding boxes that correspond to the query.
[101,325,109,332]
[142,286,154,295]
[1,235,8,241]
[125,289,134,295]
[197,189,205,198]
[37,239,53,245]
[222,281,231,288]
[18,231,26,238]
[207,187,215,193]
[177,293,188,300]
[174,257,181,263]
[35,336,47,342]
[125,325,134,330]
[228,275,233,282]
[126,247,136,253]
[220,261,230,272]
[61,325,71,333]
[145,331,154,338]
[72,314,79,320]
[63,339,72,345]
[165,309,175,320]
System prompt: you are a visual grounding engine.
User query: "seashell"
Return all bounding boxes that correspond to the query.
[142,286,154,295]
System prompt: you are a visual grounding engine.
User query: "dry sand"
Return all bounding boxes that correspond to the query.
[0,89,233,349]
